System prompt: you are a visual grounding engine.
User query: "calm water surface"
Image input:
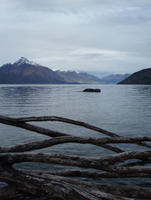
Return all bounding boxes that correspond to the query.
[0,84,151,199]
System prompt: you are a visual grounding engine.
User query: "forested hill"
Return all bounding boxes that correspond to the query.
[118,68,151,84]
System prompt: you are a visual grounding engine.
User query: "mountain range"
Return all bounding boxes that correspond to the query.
[98,74,130,84]
[55,70,104,84]
[0,57,130,84]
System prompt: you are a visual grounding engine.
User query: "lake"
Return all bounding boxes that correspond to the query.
[0,84,151,199]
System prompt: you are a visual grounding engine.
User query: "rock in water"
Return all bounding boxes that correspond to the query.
[83,88,101,92]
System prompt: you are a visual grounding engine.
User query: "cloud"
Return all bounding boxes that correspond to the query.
[0,0,151,73]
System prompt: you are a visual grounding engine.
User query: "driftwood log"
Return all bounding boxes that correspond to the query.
[0,115,151,200]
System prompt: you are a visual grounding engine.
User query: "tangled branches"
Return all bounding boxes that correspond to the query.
[0,115,151,200]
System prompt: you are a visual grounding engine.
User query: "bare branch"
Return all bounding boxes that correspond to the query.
[1,115,150,149]
[1,135,151,154]
[1,151,151,174]
[0,115,151,199]
[0,115,68,137]
[16,116,120,137]
[0,136,124,153]
[35,169,151,178]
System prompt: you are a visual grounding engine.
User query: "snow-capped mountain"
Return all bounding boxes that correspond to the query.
[14,57,39,66]
[0,57,66,84]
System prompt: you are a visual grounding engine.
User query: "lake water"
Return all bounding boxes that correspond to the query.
[0,84,151,199]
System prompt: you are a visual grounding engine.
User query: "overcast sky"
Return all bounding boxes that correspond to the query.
[0,0,151,74]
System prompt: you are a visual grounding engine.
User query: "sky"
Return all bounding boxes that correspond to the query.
[0,0,151,74]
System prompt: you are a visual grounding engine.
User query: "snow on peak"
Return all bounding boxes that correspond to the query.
[14,57,39,66]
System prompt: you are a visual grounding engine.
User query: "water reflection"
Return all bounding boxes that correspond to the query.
[0,85,53,116]
[0,85,51,100]
[133,85,151,97]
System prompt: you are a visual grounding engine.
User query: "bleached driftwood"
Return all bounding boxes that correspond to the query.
[0,115,151,199]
